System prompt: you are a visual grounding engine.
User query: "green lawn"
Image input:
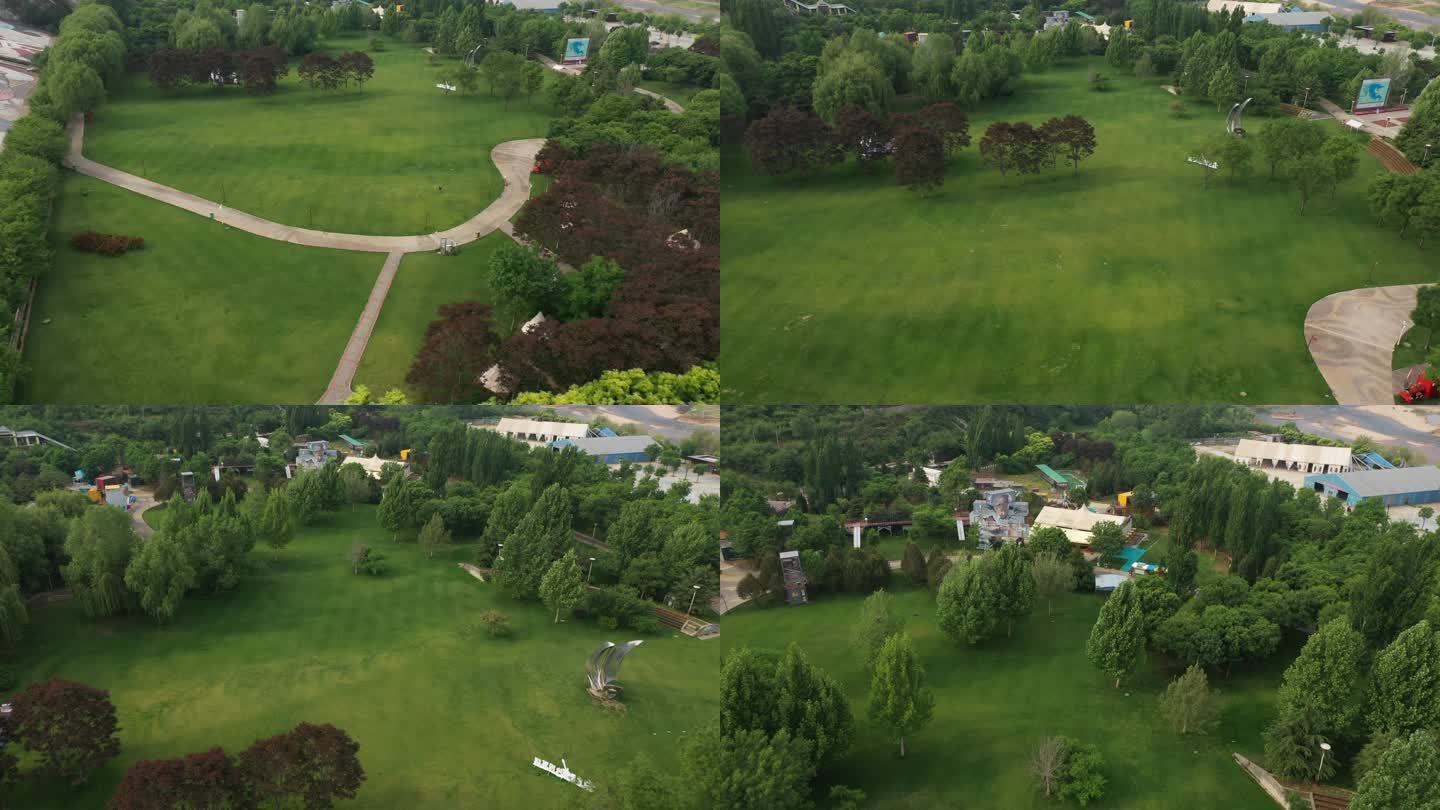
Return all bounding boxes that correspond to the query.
[20,176,379,403]
[6,507,715,808]
[83,37,553,235]
[637,80,704,107]
[1393,324,1432,369]
[721,57,1439,403]
[721,586,1283,809]
[353,234,506,395]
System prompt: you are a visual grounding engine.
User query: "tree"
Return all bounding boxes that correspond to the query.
[1368,620,1440,734]
[1057,737,1107,806]
[1040,115,1096,175]
[912,34,955,101]
[1031,552,1071,617]
[833,104,892,165]
[1214,135,1253,182]
[404,302,502,402]
[991,544,1037,637]
[238,722,365,810]
[1276,617,1368,736]
[682,725,814,810]
[123,530,195,624]
[893,126,946,196]
[377,476,428,541]
[1160,664,1216,735]
[937,558,999,644]
[918,101,970,156]
[11,678,121,785]
[812,50,893,122]
[900,541,928,585]
[1086,580,1146,687]
[338,51,375,90]
[539,549,586,623]
[1134,50,1156,78]
[520,61,545,100]
[1352,729,1440,810]
[254,486,295,549]
[48,59,106,117]
[867,632,934,757]
[719,644,854,768]
[1089,522,1127,564]
[1031,736,1067,799]
[1321,135,1361,196]
[62,507,136,618]
[494,484,573,600]
[980,121,1051,176]
[851,589,905,670]
[417,512,450,559]
[108,747,251,810]
[2,115,66,163]
[743,106,842,176]
[488,243,564,333]
[1349,529,1439,649]
[1292,153,1334,214]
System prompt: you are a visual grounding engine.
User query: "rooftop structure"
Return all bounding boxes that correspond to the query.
[1244,10,1330,31]
[779,550,808,605]
[550,435,655,463]
[1033,506,1132,547]
[1234,438,1353,474]
[1304,466,1440,509]
[484,418,591,443]
[969,489,1030,549]
[0,426,76,451]
[781,0,853,14]
[1037,464,1085,490]
[295,440,339,470]
[1206,0,1282,13]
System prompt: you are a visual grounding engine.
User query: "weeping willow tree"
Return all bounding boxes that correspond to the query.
[0,543,26,645]
[61,508,137,619]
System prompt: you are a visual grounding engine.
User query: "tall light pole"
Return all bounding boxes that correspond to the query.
[1302,86,1312,109]
[1315,741,1332,785]
[686,584,700,616]
[1426,143,1434,164]
[586,556,596,585]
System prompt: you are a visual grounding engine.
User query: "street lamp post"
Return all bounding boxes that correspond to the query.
[1426,143,1434,165]
[1303,86,1312,109]
[1315,742,1332,785]
[586,556,596,585]
[686,584,700,616]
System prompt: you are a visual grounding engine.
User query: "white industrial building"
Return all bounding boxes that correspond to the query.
[1233,439,1352,474]
[481,418,590,444]
[1033,506,1131,547]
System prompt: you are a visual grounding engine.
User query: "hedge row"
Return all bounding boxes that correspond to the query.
[70,231,146,256]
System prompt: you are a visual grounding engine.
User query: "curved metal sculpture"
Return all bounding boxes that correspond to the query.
[585,640,643,696]
[1226,97,1253,137]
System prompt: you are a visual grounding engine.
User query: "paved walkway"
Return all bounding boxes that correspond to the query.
[1305,284,1421,404]
[65,115,546,402]
[66,116,545,253]
[634,86,685,113]
[320,251,404,404]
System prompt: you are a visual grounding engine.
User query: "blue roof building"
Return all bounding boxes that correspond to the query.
[1304,466,1440,509]
[1244,10,1330,32]
[551,435,655,464]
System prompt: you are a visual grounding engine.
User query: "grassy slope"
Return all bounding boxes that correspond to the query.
[352,233,507,395]
[7,507,715,808]
[21,176,378,403]
[83,37,553,235]
[721,586,1282,809]
[721,57,1436,404]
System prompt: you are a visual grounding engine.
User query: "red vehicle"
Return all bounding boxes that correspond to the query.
[1398,370,1438,403]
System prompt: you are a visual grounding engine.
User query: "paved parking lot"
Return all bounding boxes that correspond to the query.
[0,22,51,150]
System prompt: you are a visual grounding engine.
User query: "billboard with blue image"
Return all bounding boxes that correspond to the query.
[1356,77,1392,111]
[563,37,590,63]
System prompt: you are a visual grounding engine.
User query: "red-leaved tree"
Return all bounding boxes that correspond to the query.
[108,747,252,810]
[11,678,121,786]
[919,102,971,156]
[237,723,364,810]
[893,126,947,195]
[743,106,843,176]
[1040,114,1097,175]
[405,302,502,403]
[834,104,894,165]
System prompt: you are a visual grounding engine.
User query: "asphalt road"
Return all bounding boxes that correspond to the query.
[541,405,717,441]
[1258,406,1440,463]
[612,0,718,21]
[1316,0,1440,32]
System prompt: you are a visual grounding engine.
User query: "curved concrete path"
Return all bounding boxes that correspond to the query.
[1305,284,1421,404]
[66,116,545,254]
[634,86,685,113]
[64,116,546,403]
